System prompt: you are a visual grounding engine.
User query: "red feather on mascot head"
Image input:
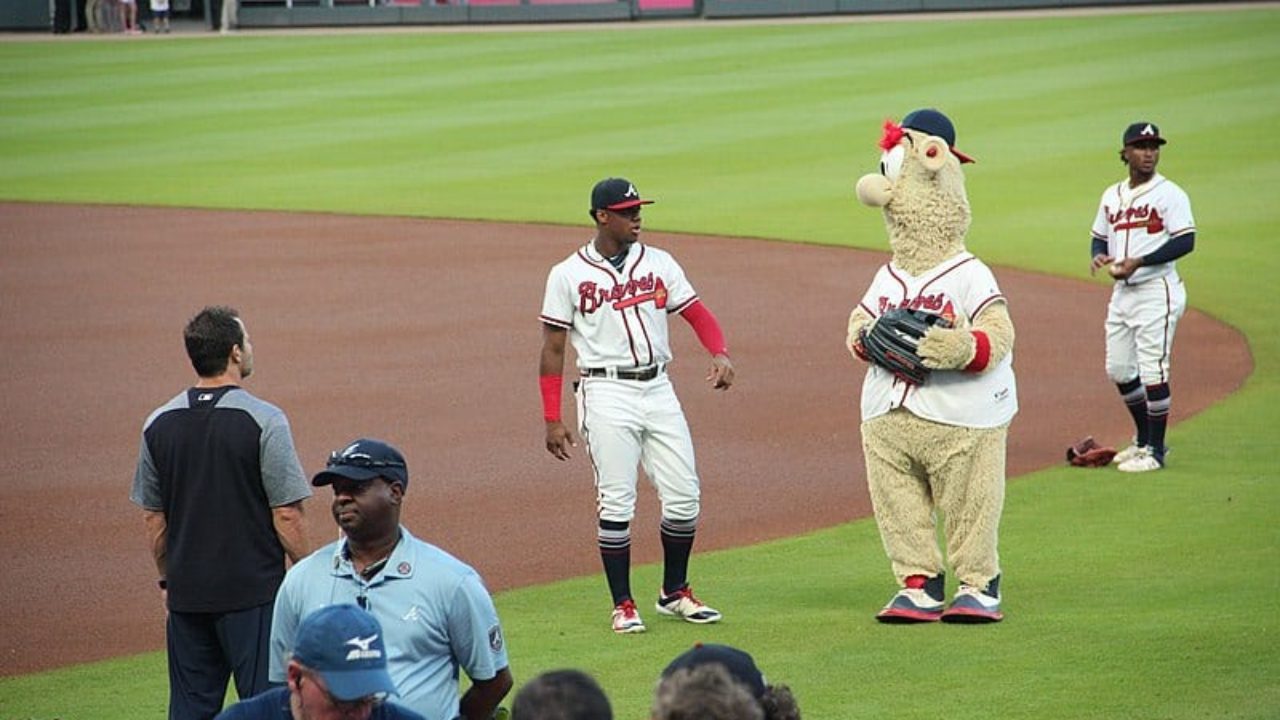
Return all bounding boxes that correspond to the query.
[879,120,905,151]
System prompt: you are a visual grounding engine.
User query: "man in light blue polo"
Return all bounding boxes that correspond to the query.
[270,439,513,720]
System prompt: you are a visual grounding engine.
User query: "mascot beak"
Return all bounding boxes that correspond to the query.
[855,173,892,207]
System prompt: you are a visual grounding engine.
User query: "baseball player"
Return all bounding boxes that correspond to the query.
[538,177,735,634]
[1090,121,1197,472]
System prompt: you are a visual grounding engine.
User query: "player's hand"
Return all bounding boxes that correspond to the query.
[1108,256,1143,279]
[1090,254,1114,276]
[707,354,735,390]
[545,421,577,461]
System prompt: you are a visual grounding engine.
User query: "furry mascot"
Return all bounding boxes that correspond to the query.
[846,109,1018,624]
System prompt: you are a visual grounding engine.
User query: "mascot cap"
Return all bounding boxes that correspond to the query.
[1123,122,1167,147]
[902,108,975,164]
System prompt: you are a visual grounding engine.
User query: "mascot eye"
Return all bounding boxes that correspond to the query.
[880,144,905,181]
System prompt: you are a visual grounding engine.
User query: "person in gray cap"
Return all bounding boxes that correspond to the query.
[268,439,513,720]
[216,603,426,719]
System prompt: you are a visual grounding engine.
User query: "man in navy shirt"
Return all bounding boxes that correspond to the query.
[132,306,312,719]
[217,604,426,720]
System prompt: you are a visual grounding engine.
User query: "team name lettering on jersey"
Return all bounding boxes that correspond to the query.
[877,295,958,324]
[578,275,668,314]
[1107,204,1164,233]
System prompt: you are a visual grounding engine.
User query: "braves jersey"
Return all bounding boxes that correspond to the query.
[540,241,697,369]
[269,527,508,720]
[856,253,1018,428]
[1091,172,1195,286]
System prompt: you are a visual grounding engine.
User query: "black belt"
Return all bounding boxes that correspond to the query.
[581,365,665,381]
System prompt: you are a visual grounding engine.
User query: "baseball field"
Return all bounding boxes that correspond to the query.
[1,3,1278,719]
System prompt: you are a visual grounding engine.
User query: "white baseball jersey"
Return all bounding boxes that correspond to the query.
[857,253,1018,429]
[1091,172,1196,286]
[540,240,698,370]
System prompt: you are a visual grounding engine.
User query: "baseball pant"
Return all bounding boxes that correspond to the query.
[167,602,274,720]
[1105,275,1187,386]
[576,375,700,522]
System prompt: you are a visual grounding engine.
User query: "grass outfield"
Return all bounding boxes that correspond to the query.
[2,6,1278,719]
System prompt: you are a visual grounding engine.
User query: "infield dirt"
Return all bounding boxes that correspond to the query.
[0,202,1251,674]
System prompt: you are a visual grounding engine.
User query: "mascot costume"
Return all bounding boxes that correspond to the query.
[846,109,1018,624]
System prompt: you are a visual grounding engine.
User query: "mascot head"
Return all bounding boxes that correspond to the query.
[854,108,973,274]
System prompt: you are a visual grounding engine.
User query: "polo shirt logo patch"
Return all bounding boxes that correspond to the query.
[397,562,411,575]
[488,625,504,653]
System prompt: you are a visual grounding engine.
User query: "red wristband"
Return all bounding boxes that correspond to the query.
[964,331,991,372]
[539,375,563,422]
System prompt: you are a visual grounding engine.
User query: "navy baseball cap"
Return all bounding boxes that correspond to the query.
[293,604,398,701]
[1123,121,1167,147]
[312,438,408,489]
[901,108,975,164]
[591,177,655,212]
[662,643,766,699]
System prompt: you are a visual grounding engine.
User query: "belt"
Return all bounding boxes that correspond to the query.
[581,364,665,381]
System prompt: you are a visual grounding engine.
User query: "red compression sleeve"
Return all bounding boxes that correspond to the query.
[679,301,728,356]
[539,375,563,422]
[964,331,991,372]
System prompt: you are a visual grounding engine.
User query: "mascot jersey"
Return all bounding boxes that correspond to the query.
[856,252,1018,429]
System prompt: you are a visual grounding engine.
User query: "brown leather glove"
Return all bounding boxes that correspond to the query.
[1067,436,1117,468]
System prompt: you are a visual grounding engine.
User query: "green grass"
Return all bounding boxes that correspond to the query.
[2,7,1279,719]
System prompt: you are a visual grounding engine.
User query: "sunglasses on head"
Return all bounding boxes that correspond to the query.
[327,451,405,470]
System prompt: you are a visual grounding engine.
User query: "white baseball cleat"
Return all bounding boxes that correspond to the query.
[1112,443,1145,465]
[1118,446,1164,473]
[656,586,722,624]
[611,599,646,634]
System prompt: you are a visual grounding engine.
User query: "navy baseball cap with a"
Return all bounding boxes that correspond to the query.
[591,177,655,212]
[1123,121,1167,147]
[901,108,975,164]
[662,642,767,699]
[293,604,399,701]
[312,438,408,489]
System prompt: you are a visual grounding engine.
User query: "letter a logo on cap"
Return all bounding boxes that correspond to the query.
[1141,124,1156,137]
[624,184,639,199]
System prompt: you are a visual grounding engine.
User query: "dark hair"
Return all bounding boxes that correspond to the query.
[183,306,243,378]
[511,669,612,720]
[761,684,802,720]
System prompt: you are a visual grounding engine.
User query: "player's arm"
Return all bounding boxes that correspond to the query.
[678,300,734,390]
[539,323,577,460]
[143,509,167,579]
[271,501,309,564]
[1109,233,1195,280]
[459,667,514,720]
[1089,235,1113,276]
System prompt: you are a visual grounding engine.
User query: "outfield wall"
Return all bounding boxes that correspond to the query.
[235,0,1237,29]
[0,0,1252,34]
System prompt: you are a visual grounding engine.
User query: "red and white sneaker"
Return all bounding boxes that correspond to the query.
[876,574,945,623]
[941,576,1004,624]
[655,585,722,624]
[611,599,646,634]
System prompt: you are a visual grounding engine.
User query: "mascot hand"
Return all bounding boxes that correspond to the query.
[917,324,975,370]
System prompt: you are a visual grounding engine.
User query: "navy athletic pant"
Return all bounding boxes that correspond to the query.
[166,602,273,720]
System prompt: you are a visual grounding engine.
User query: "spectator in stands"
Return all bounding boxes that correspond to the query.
[511,669,612,720]
[118,0,139,32]
[658,643,801,720]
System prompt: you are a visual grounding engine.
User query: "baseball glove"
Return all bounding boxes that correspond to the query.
[1066,436,1117,468]
[860,308,950,386]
